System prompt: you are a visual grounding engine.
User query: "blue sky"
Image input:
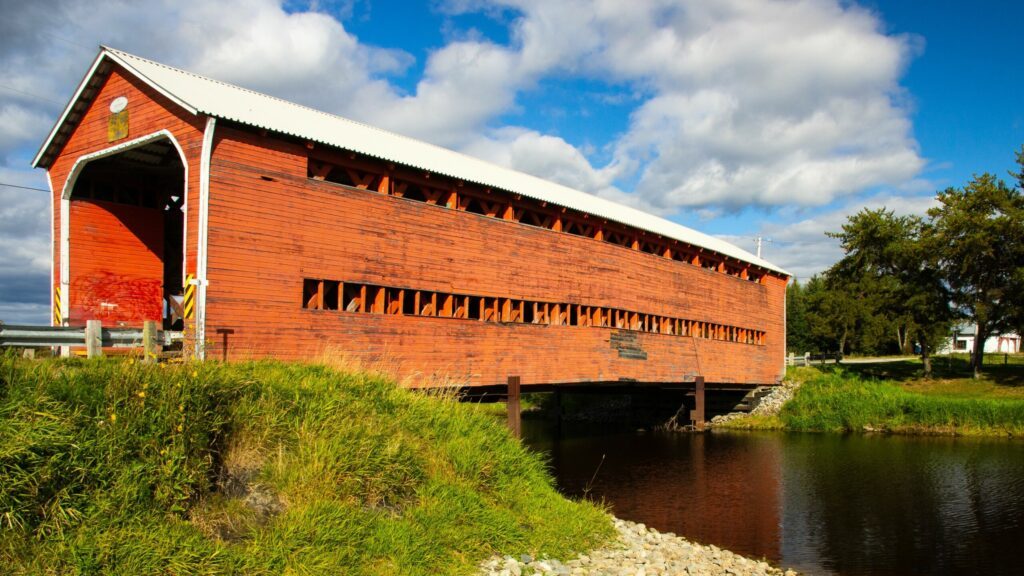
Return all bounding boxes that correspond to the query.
[1,0,1022,323]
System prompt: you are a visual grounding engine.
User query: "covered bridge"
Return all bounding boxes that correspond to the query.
[35,47,789,389]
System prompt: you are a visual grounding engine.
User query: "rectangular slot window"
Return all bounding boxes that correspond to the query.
[323,280,340,310]
[385,288,404,314]
[467,296,481,320]
[439,293,454,317]
[343,283,364,312]
[302,278,765,346]
[303,279,322,309]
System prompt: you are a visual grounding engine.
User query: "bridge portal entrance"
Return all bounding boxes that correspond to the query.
[67,137,185,330]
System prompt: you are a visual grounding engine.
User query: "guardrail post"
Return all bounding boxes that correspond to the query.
[506,376,521,438]
[803,352,810,367]
[693,376,706,431]
[788,352,794,366]
[143,320,158,363]
[85,320,102,358]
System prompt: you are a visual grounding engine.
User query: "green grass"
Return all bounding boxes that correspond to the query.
[718,359,1024,436]
[0,353,612,575]
[780,368,1024,435]
[840,353,1024,390]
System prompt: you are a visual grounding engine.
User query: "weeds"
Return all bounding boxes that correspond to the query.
[0,352,612,574]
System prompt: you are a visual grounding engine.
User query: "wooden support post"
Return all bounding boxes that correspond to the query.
[143,320,158,363]
[85,320,102,358]
[693,376,705,431]
[507,376,521,438]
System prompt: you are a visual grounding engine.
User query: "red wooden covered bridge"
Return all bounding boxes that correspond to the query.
[35,47,789,394]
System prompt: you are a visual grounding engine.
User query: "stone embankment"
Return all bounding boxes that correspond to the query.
[479,517,796,576]
[709,379,801,427]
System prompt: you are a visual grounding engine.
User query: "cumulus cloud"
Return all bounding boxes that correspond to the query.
[723,192,941,281]
[0,169,51,320]
[475,0,924,210]
[0,0,930,323]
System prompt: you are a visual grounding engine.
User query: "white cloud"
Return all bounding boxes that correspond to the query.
[534,1,921,210]
[0,169,51,323]
[0,0,931,321]
[361,39,524,146]
[736,192,941,281]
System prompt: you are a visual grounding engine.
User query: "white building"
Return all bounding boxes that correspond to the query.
[940,324,1021,354]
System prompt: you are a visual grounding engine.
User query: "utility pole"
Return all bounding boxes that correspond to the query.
[755,236,772,259]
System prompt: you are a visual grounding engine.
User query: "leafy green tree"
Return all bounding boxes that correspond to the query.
[828,208,954,376]
[786,279,812,354]
[1006,146,1024,336]
[803,274,868,355]
[929,170,1024,378]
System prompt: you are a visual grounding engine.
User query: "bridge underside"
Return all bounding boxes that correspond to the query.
[461,377,768,434]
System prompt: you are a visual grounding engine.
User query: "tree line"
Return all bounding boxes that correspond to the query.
[787,145,1024,378]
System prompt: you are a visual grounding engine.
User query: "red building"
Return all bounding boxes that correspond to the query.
[35,47,789,389]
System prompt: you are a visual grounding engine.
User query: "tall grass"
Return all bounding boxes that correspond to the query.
[0,353,611,575]
[780,368,1024,436]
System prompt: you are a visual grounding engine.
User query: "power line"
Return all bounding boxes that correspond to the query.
[0,182,49,193]
[0,84,62,105]
[38,31,93,51]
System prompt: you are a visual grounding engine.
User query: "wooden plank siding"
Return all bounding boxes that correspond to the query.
[45,62,786,388]
[47,66,205,331]
[68,199,164,325]
[202,126,786,386]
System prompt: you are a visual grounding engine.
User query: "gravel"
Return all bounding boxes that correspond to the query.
[709,379,801,426]
[479,517,797,576]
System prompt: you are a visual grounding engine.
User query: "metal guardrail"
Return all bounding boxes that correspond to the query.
[0,323,182,349]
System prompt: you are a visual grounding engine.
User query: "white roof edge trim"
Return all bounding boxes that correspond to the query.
[32,50,107,168]
[32,47,199,168]
[102,48,199,116]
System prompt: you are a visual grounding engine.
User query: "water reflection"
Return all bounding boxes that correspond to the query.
[523,421,1024,576]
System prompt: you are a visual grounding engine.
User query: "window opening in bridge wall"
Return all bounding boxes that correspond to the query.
[385,288,404,314]
[342,283,364,312]
[323,166,357,187]
[367,286,386,313]
[439,293,454,317]
[321,280,340,310]
[467,296,481,320]
[399,183,428,203]
[462,196,487,215]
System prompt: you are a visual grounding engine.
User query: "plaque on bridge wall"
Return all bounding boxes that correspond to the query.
[107,96,129,142]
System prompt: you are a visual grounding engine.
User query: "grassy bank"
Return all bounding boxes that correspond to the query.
[718,357,1024,436]
[0,353,612,575]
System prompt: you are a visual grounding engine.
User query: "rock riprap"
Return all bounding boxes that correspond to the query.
[710,379,800,426]
[479,517,796,576]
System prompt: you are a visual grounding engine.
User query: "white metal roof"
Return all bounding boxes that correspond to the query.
[36,47,788,276]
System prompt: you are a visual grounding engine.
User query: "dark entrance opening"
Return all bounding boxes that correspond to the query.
[69,138,185,330]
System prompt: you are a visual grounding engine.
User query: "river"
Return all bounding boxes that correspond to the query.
[522,421,1024,576]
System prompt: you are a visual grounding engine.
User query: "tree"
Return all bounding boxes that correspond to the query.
[803,274,865,355]
[1006,146,1024,336]
[786,279,812,354]
[928,171,1024,378]
[828,208,954,377]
